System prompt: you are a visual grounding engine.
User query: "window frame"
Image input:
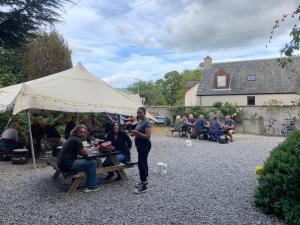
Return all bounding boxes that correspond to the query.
[216,75,227,88]
[247,96,255,105]
[247,74,256,81]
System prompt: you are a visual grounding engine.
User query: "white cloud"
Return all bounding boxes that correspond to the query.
[54,0,300,87]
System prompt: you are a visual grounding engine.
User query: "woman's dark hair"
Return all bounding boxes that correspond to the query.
[138,107,146,113]
[113,121,124,134]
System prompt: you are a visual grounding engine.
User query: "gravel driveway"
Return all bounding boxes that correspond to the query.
[0,134,284,225]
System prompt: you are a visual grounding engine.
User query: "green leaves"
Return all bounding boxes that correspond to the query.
[24,30,72,80]
[254,130,300,224]
[127,68,201,106]
[0,0,70,48]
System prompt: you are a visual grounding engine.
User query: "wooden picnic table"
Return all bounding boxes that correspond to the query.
[46,149,136,192]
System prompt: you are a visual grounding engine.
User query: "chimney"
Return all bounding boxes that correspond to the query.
[203,55,212,69]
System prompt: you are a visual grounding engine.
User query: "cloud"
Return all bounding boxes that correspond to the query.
[55,0,300,88]
[161,0,299,52]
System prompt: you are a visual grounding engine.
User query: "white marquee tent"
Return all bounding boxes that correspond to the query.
[0,63,143,168]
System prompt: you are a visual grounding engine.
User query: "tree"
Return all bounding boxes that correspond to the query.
[0,48,26,87]
[162,71,182,105]
[24,30,72,80]
[127,80,167,106]
[268,5,300,67]
[0,0,71,48]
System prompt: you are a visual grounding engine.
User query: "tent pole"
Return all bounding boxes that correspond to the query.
[3,116,12,132]
[27,110,36,170]
[77,112,80,125]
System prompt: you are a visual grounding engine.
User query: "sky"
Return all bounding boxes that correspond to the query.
[55,0,300,88]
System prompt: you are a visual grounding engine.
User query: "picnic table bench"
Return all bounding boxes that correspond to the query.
[46,150,137,193]
[170,129,182,136]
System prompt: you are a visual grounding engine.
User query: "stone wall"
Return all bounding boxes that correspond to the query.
[147,105,300,135]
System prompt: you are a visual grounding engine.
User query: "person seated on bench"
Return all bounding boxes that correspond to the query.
[0,121,23,157]
[173,115,182,132]
[209,115,223,142]
[57,124,100,193]
[222,115,235,142]
[181,115,189,136]
[194,114,208,139]
[40,120,61,156]
[64,116,77,140]
[103,122,132,181]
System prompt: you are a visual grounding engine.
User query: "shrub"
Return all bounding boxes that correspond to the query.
[213,101,243,123]
[188,107,209,119]
[254,130,300,225]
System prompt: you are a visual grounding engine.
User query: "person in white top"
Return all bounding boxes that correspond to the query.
[0,122,21,155]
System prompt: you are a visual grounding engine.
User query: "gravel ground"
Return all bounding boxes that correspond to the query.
[0,133,285,225]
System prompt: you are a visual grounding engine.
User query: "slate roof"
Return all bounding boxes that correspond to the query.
[197,57,300,96]
[185,81,199,89]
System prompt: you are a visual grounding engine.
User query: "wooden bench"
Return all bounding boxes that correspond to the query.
[46,155,136,193]
[170,129,182,136]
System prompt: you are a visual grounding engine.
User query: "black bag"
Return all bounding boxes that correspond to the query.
[217,137,229,144]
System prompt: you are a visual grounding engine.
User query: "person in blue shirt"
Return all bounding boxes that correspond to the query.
[223,115,235,142]
[194,114,207,139]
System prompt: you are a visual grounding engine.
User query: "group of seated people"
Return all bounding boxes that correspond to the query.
[57,120,134,192]
[174,114,235,142]
[0,113,134,160]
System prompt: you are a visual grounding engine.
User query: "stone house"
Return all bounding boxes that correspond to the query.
[186,56,300,107]
[184,81,199,106]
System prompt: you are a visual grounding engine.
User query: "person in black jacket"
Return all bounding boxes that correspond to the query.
[64,116,76,139]
[103,121,132,180]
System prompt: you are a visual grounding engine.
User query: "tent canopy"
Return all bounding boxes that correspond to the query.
[0,63,141,115]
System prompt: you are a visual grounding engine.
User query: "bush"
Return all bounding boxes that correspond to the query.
[254,130,300,225]
[188,107,209,119]
[0,112,12,133]
[213,101,243,123]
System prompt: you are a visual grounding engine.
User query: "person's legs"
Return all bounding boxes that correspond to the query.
[71,159,97,188]
[103,154,126,179]
[137,142,151,182]
[228,130,234,142]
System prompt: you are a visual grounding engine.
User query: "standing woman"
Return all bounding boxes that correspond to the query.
[131,107,151,194]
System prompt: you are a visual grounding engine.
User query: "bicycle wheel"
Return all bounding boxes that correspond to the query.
[280,125,288,136]
[264,126,275,136]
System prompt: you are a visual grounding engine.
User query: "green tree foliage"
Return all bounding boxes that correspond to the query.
[0,0,70,48]
[0,48,26,87]
[127,68,201,106]
[254,130,300,225]
[24,31,72,80]
[162,71,182,105]
[127,80,167,106]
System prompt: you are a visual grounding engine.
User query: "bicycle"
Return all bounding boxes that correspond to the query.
[263,118,277,136]
[280,118,297,136]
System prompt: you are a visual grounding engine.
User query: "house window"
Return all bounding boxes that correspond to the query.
[247,74,256,81]
[217,75,226,88]
[247,96,255,105]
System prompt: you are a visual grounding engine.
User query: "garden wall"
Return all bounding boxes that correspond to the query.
[147,105,300,135]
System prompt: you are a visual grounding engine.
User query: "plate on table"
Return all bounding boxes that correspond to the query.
[90,150,99,154]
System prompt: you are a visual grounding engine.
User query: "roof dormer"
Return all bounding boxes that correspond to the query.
[214,68,230,89]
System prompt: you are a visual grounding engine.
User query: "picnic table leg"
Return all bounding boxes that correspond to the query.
[110,156,129,181]
[53,170,61,180]
[67,177,84,193]
[96,157,103,168]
